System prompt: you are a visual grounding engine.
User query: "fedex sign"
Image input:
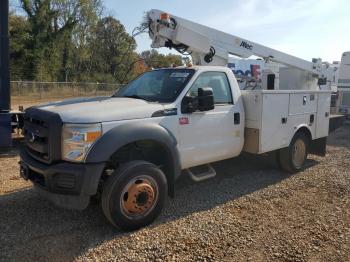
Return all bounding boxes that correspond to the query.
[227,59,264,80]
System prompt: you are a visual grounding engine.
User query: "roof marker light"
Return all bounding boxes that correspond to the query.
[160,13,170,21]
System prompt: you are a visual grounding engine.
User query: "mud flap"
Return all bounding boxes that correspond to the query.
[310,137,327,157]
[329,115,345,133]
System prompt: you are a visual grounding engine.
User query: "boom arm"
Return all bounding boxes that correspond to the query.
[146,9,324,77]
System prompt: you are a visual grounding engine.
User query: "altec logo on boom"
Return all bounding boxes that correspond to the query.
[240,41,253,50]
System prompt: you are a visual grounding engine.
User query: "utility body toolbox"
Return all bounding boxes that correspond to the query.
[242,90,331,154]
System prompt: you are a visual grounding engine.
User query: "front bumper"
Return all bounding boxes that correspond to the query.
[20,149,105,210]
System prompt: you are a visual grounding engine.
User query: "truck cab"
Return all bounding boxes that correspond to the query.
[20,66,246,229]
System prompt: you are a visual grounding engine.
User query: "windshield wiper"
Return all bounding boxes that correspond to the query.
[114,94,158,102]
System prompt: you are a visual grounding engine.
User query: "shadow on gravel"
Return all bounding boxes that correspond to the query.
[327,122,350,148]
[0,138,24,159]
[0,151,319,262]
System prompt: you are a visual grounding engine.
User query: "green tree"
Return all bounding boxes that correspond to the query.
[89,16,137,83]
[140,49,183,69]
[9,13,31,80]
[21,0,77,80]
[10,1,184,83]
[52,0,103,81]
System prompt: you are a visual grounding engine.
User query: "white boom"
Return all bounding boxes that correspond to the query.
[146,9,327,78]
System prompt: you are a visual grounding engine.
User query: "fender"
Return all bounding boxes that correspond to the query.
[85,122,181,196]
[292,124,326,156]
[293,124,313,142]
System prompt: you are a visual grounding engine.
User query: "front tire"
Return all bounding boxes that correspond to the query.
[101,161,167,230]
[278,132,309,173]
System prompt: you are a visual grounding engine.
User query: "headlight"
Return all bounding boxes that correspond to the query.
[62,123,102,162]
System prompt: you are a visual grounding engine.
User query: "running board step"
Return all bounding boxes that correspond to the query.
[186,164,216,182]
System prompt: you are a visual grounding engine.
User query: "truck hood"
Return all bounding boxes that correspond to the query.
[34,96,164,123]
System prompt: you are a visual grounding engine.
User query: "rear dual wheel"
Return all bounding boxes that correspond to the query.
[101,161,167,230]
[278,132,309,173]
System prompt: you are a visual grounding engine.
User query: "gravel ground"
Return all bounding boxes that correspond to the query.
[0,123,349,262]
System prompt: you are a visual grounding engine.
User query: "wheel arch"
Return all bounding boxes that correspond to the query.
[85,122,181,197]
[294,125,328,157]
[293,125,312,145]
[279,125,312,173]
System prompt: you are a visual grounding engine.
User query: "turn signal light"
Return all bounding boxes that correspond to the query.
[86,131,101,142]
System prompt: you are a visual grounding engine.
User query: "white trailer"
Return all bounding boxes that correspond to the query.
[227,58,281,90]
[337,51,350,116]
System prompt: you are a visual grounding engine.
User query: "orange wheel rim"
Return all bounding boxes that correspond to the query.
[120,176,158,218]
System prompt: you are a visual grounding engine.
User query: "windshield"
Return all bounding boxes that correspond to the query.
[114,69,195,103]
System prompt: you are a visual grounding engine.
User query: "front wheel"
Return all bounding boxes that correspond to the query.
[278,132,309,173]
[101,161,167,230]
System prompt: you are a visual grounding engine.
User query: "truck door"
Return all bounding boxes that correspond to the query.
[178,71,242,169]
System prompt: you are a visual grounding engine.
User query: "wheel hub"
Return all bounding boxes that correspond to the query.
[292,139,306,168]
[123,181,156,215]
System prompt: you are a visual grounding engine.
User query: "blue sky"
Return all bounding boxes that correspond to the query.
[104,0,350,63]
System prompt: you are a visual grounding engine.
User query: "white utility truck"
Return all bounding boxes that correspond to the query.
[20,10,332,230]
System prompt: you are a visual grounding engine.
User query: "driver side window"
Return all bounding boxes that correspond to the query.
[187,72,233,104]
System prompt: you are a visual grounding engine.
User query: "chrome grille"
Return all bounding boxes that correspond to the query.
[23,108,62,164]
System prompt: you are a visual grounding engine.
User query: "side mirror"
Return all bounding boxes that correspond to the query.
[181,87,214,114]
[181,96,196,113]
[198,87,214,111]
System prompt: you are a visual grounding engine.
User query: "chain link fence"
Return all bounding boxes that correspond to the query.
[11,81,123,109]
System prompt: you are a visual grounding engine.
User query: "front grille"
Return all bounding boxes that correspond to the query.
[23,108,62,164]
[24,117,50,161]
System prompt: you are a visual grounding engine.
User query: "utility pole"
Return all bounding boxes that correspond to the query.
[0,0,12,147]
[0,0,10,111]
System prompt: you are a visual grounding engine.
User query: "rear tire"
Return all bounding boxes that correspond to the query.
[278,132,309,173]
[101,160,167,231]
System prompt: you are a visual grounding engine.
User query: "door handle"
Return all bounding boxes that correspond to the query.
[310,114,315,125]
[234,112,240,125]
